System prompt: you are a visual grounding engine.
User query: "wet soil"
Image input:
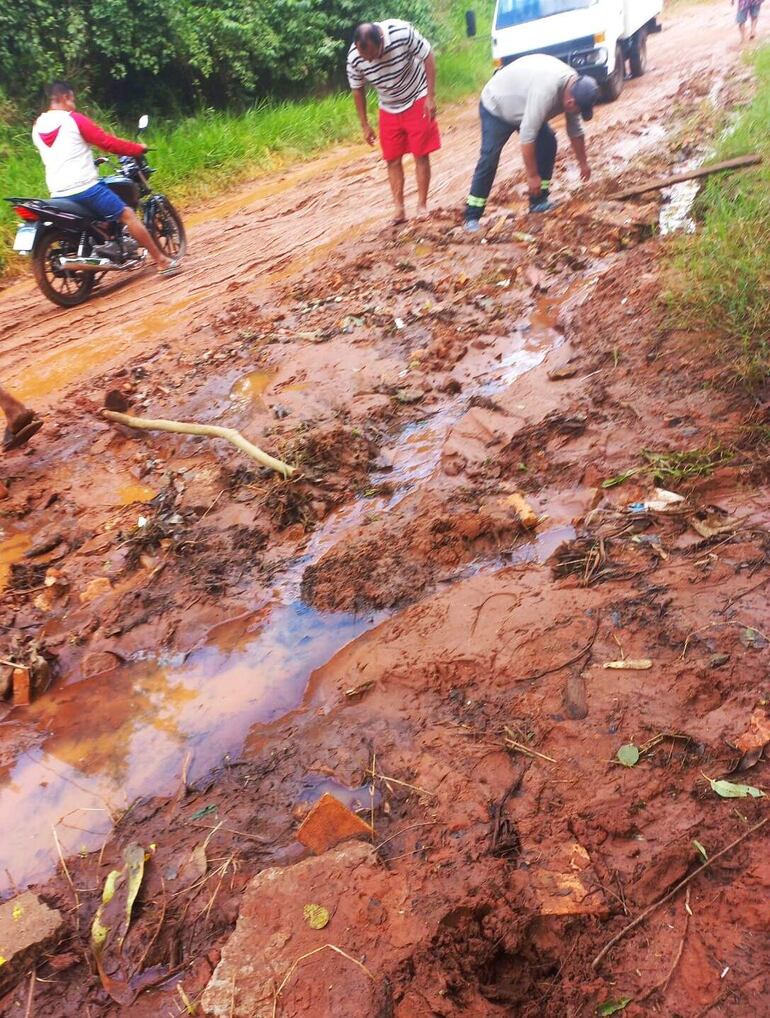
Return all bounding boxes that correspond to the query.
[2,3,770,1015]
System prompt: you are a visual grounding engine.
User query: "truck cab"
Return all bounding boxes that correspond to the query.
[491,0,663,101]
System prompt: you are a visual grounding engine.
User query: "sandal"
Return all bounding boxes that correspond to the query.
[158,258,182,278]
[3,412,43,451]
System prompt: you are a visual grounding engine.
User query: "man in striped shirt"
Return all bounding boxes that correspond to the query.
[347,20,440,224]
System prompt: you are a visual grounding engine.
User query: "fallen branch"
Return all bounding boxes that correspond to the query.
[640,887,690,1000]
[102,409,295,478]
[503,727,557,763]
[517,617,600,683]
[612,154,762,201]
[591,817,768,970]
[272,944,375,1018]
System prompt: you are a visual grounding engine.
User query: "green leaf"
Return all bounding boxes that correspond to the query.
[709,778,764,799]
[597,998,631,1016]
[617,744,640,768]
[190,804,218,820]
[303,903,330,929]
[601,468,642,489]
[692,839,708,862]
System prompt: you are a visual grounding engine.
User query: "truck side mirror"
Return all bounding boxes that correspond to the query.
[465,10,477,37]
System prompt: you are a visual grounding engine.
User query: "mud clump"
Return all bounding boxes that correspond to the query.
[285,420,378,477]
[301,497,519,612]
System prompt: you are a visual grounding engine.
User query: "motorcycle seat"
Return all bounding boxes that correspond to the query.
[42,197,92,216]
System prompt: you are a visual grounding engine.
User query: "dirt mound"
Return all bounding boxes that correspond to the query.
[301,493,520,612]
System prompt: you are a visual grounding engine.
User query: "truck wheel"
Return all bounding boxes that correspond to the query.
[629,27,648,77]
[601,43,625,102]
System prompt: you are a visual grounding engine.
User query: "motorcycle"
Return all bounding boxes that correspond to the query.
[5,115,186,307]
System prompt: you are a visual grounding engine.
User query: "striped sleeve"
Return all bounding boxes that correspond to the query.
[406,24,431,60]
[347,47,365,89]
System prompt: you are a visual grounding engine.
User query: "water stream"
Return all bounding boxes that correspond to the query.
[0,286,574,893]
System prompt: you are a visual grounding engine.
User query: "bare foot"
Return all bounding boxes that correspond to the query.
[392,206,406,226]
[415,205,430,221]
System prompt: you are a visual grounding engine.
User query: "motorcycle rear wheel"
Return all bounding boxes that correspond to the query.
[146,199,187,260]
[33,231,95,307]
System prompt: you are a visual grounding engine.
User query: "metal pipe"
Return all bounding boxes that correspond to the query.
[58,256,143,272]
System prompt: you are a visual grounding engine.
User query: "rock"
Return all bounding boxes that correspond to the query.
[79,577,113,604]
[81,651,122,679]
[0,891,66,994]
[505,493,540,530]
[0,480,9,500]
[529,842,607,917]
[202,842,426,1018]
[547,364,578,380]
[563,672,588,719]
[296,793,373,855]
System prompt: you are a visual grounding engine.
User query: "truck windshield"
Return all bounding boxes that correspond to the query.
[495,0,594,30]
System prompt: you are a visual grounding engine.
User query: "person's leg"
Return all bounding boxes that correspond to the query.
[119,208,171,269]
[405,97,441,216]
[737,6,748,41]
[0,385,41,450]
[379,106,409,223]
[0,386,30,429]
[386,159,406,222]
[531,123,558,210]
[465,103,515,224]
[415,156,431,216]
[750,2,760,37]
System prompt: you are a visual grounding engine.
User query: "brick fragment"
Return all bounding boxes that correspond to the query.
[296,792,373,854]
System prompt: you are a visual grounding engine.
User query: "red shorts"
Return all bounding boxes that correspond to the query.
[378,96,441,162]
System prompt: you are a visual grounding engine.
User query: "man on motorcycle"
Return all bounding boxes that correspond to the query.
[32,82,180,277]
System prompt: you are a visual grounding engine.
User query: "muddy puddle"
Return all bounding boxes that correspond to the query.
[0,523,31,590]
[0,281,583,895]
[0,602,377,893]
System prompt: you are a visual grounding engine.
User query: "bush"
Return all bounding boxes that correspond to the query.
[0,0,438,115]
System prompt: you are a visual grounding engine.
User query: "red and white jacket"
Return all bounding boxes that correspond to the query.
[32,110,145,197]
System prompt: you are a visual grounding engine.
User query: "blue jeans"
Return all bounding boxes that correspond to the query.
[465,103,557,221]
[68,180,126,220]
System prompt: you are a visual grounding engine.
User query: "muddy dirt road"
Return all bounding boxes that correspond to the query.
[0,0,751,405]
[2,2,770,1016]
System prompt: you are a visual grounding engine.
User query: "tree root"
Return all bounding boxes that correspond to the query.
[102,409,295,478]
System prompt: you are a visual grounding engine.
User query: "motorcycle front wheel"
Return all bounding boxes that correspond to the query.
[146,199,187,260]
[33,231,95,307]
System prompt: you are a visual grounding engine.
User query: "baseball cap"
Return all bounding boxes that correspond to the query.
[572,75,599,120]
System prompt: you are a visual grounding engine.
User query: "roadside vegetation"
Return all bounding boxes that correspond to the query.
[0,0,490,274]
[666,43,770,390]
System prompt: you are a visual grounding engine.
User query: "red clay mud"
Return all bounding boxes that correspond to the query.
[1,3,769,1015]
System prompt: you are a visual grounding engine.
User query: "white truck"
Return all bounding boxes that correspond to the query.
[487,0,664,101]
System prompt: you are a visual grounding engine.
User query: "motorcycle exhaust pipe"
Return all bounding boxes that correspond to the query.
[58,256,142,273]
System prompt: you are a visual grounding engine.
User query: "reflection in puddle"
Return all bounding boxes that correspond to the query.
[0,526,31,590]
[0,602,377,893]
[229,370,275,403]
[296,777,380,815]
[117,482,157,505]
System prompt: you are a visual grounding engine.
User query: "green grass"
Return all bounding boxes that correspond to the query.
[0,4,492,274]
[666,43,770,390]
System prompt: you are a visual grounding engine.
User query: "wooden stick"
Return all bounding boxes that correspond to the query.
[591,817,768,970]
[612,154,762,201]
[101,409,295,478]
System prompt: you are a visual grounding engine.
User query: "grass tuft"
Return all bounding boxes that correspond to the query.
[665,44,770,391]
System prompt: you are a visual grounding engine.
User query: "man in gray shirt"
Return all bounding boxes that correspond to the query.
[464,54,599,229]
